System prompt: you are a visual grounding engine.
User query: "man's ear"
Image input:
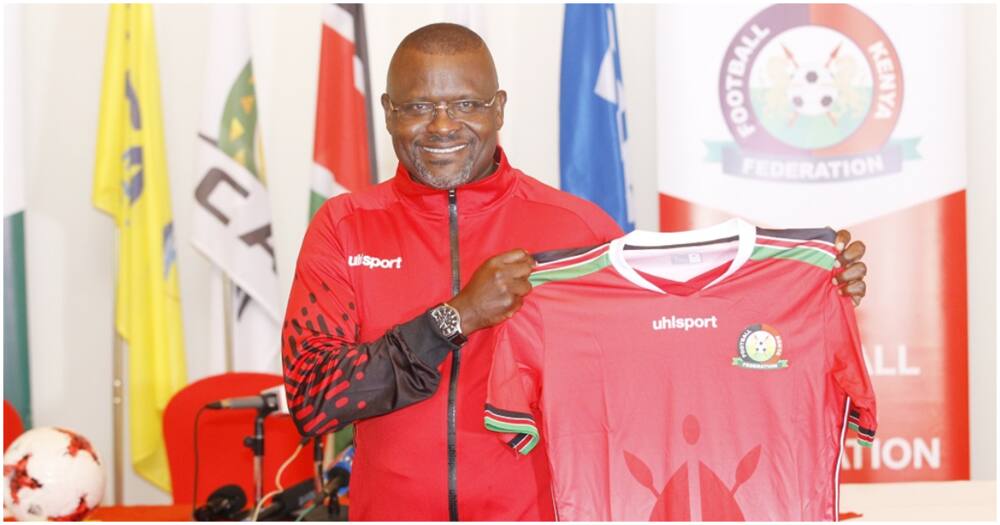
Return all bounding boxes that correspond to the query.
[494,90,508,130]
[380,93,392,129]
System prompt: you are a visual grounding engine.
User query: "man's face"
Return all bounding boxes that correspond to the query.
[383,49,506,190]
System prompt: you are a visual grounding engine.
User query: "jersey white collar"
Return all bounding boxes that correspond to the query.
[608,218,757,294]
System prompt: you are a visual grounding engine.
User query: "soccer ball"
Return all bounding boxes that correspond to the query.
[3,427,105,521]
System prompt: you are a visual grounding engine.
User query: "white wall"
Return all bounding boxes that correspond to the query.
[11,4,995,504]
[964,3,997,482]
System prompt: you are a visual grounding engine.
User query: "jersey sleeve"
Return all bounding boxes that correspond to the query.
[826,284,877,448]
[484,299,545,455]
[282,199,458,437]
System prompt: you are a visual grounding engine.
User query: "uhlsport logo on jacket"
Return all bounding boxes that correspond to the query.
[348,253,403,270]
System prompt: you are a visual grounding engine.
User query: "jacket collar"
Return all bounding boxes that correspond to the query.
[391,147,518,216]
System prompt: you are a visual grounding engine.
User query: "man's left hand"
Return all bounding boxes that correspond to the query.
[834,229,867,307]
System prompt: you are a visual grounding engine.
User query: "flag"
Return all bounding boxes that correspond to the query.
[310,3,377,218]
[559,4,635,232]
[4,4,32,428]
[92,4,187,492]
[192,5,281,375]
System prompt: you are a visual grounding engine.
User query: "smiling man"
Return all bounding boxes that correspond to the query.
[383,36,505,190]
[281,23,868,521]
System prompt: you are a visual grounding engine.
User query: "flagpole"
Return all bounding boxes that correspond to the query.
[112,332,125,504]
[223,276,234,372]
[111,234,124,505]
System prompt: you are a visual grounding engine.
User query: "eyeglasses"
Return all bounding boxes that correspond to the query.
[387,93,500,123]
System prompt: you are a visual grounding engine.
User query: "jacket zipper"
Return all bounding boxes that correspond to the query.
[447,189,461,521]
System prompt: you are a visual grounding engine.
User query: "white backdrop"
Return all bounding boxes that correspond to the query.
[9,4,996,504]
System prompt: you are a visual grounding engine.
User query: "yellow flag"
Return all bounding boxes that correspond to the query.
[93,4,187,493]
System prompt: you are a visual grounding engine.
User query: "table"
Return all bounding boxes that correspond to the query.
[80,481,996,521]
[85,504,192,521]
[840,480,996,521]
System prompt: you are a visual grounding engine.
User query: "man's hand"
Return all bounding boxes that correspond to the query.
[834,230,867,307]
[449,249,534,334]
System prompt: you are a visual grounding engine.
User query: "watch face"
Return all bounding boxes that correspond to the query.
[433,305,460,337]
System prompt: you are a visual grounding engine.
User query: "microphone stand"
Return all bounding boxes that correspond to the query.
[243,394,279,506]
[313,436,325,507]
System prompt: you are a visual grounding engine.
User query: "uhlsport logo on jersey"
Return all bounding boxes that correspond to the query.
[652,315,718,331]
[709,4,920,182]
[733,324,787,369]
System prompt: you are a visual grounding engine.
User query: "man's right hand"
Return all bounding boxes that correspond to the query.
[448,249,534,335]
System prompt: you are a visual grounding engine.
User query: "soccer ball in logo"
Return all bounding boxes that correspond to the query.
[786,54,839,118]
[750,26,875,150]
[745,330,779,363]
[3,427,105,521]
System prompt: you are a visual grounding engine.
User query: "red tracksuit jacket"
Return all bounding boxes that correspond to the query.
[282,148,623,520]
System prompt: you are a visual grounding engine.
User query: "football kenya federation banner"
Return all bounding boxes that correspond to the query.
[656,4,968,482]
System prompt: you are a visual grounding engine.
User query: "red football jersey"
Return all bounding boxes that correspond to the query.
[484,219,876,521]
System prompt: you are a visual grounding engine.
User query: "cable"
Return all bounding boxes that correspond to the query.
[294,503,317,522]
[250,441,306,521]
[251,488,282,523]
[191,406,207,519]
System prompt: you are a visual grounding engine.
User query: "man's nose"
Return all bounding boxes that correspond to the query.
[426,103,461,136]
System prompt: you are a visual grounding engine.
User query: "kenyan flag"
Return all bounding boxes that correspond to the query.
[310,4,377,217]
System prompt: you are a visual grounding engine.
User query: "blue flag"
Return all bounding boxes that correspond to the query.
[560,3,634,232]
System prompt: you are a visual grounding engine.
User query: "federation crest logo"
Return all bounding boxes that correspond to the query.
[709,4,920,182]
[733,324,788,369]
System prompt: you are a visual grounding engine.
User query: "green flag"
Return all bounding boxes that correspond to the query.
[4,4,32,427]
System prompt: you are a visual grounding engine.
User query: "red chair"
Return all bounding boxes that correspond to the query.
[163,373,315,507]
[4,400,25,451]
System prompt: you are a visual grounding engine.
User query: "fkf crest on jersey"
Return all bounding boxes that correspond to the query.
[733,324,788,370]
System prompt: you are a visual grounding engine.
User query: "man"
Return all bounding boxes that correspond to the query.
[282,23,868,521]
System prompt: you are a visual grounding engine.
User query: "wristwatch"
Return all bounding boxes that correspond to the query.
[429,303,468,347]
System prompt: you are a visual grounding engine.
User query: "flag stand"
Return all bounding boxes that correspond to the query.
[112,332,124,505]
[111,234,124,505]
[222,276,235,372]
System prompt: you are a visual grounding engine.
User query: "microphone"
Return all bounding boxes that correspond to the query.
[251,447,355,521]
[193,484,247,521]
[260,385,290,414]
[326,445,354,497]
[205,392,279,411]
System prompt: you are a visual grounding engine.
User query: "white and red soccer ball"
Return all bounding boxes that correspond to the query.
[3,427,105,521]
